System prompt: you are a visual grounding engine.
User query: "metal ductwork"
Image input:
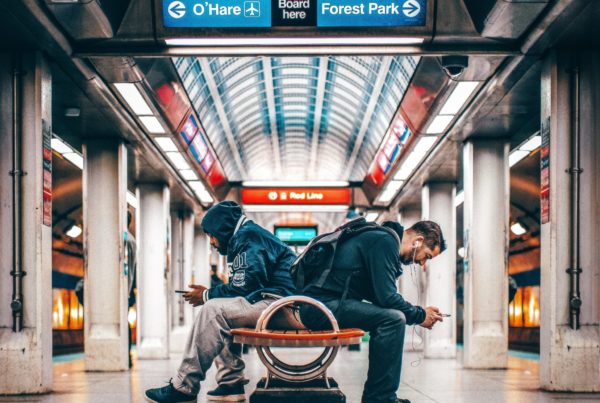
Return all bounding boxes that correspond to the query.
[89,56,144,83]
[464,0,550,39]
[44,0,131,40]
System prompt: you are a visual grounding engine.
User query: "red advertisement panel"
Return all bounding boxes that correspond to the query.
[242,188,351,205]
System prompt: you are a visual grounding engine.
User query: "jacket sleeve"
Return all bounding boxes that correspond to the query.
[366,236,426,325]
[206,240,268,300]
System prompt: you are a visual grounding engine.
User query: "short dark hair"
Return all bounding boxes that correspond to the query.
[409,221,446,252]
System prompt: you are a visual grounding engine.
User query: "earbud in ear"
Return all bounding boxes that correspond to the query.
[414,241,421,248]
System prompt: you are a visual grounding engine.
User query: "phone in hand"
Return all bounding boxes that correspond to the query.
[439,313,451,317]
[175,290,188,294]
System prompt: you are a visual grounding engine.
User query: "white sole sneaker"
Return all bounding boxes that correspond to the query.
[144,394,196,403]
[206,394,245,402]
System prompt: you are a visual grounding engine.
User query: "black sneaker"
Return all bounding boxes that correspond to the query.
[395,399,411,403]
[145,379,197,403]
[206,383,245,401]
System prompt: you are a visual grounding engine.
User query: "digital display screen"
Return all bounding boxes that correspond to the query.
[274,226,318,245]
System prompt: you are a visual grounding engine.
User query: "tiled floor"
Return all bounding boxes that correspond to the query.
[2,345,600,402]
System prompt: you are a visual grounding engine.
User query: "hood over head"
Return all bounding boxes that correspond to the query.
[201,201,243,255]
[381,221,404,242]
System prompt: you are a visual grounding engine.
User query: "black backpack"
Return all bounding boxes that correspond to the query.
[290,217,400,293]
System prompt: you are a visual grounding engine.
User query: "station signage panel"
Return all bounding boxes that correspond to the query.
[162,0,426,28]
[274,226,318,244]
[242,188,351,205]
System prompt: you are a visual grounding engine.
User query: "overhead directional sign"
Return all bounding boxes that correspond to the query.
[242,188,351,205]
[163,0,272,28]
[162,0,426,28]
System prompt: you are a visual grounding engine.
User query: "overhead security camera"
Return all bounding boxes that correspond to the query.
[440,56,469,79]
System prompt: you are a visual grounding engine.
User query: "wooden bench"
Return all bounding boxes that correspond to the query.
[232,296,364,397]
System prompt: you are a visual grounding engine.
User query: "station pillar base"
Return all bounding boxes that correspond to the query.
[249,378,345,403]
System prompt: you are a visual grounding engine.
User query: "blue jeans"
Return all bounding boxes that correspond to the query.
[300,299,407,403]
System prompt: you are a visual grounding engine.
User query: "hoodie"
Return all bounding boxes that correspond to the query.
[201,201,297,303]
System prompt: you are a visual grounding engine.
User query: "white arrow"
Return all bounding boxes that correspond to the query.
[168,1,186,19]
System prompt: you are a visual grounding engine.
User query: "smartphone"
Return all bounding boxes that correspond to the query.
[175,290,188,294]
[439,313,451,317]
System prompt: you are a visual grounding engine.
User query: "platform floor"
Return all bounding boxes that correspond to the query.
[2,344,600,402]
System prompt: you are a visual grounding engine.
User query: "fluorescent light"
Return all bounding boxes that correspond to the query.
[66,225,82,238]
[114,83,152,116]
[243,205,349,213]
[365,212,379,222]
[519,135,541,152]
[413,136,438,155]
[394,151,423,180]
[454,191,464,207]
[385,180,404,193]
[180,169,199,181]
[426,115,454,134]
[377,188,398,203]
[63,152,83,170]
[188,181,214,203]
[439,81,479,115]
[165,37,425,47]
[457,247,465,258]
[242,181,349,188]
[126,191,138,209]
[509,150,529,167]
[166,152,190,170]
[510,222,527,236]
[51,138,72,154]
[155,137,178,152]
[139,116,166,134]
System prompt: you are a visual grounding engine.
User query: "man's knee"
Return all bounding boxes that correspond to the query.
[384,310,406,329]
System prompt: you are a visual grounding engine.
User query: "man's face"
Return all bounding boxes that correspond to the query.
[400,233,441,270]
[209,235,220,250]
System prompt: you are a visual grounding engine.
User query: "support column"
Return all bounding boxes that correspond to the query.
[462,139,509,369]
[170,211,195,353]
[137,185,171,359]
[539,50,600,391]
[83,140,128,371]
[399,207,425,351]
[0,53,52,393]
[193,227,212,289]
[422,183,457,358]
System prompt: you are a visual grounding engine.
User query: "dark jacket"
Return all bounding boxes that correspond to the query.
[202,202,297,303]
[303,225,426,325]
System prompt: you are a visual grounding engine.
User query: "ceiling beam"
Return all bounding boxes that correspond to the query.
[343,56,393,178]
[198,58,247,178]
[260,57,283,177]
[308,56,329,178]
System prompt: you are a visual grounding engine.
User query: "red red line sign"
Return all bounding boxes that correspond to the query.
[242,188,351,205]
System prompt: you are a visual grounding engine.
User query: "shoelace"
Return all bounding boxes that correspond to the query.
[160,378,175,393]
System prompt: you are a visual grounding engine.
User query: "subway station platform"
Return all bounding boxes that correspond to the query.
[2,346,600,403]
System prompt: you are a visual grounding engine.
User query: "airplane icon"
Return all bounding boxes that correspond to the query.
[244,1,260,17]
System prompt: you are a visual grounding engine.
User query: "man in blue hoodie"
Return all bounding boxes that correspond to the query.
[145,201,297,403]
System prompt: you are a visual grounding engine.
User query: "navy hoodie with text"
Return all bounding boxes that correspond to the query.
[201,201,297,303]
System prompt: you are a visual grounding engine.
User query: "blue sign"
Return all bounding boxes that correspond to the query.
[274,226,317,244]
[317,0,426,27]
[163,0,271,28]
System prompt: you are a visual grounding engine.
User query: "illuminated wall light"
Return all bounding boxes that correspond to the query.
[510,222,527,236]
[166,152,190,170]
[51,138,72,154]
[509,150,529,167]
[155,137,178,152]
[439,81,479,115]
[63,152,84,170]
[114,83,153,116]
[426,115,454,134]
[165,37,425,46]
[242,181,349,188]
[180,169,199,181]
[243,205,349,213]
[66,224,82,238]
[126,191,138,209]
[365,212,379,222]
[128,307,137,327]
[518,135,541,152]
[454,190,464,207]
[139,116,166,134]
[457,247,465,258]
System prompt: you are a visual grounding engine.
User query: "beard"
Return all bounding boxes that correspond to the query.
[399,254,414,265]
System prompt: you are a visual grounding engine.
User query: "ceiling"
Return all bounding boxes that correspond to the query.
[173,56,419,182]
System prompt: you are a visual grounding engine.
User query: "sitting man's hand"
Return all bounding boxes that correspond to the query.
[184,284,208,307]
[420,306,443,329]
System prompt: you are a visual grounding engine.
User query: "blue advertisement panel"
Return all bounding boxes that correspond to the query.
[274,226,318,244]
[317,0,426,27]
[163,0,271,28]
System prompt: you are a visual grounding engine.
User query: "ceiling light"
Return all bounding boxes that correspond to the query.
[458,247,465,258]
[188,181,214,203]
[180,169,198,181]
[165,37,425,46]
[365,212,379,222]
[385,180,404,193]
[114,83,153,116]
[155,137,178,152]
[454,191,464,207]
[64,107,81,118]
[394,151,423,181]
[509,150,529,167]
[426,115,454,134]
[242,181,349,188]
[413,136,438,155]
[243,205,349,213]
[377,188,398,203]
[510,222,527,236]
[519,135,541,152]
[63,152,83,170]
[66,224,82,238]
[139,116,166,134]
[439,81,479,115]
[166,152,190,170]
[51,137,72,154]
[126,191,138,209]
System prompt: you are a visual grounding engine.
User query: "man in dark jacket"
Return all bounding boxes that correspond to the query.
[300,220,446,403]
[145,201,297,403]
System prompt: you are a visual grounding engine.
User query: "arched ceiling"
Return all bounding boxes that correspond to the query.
[173,56,419,182]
